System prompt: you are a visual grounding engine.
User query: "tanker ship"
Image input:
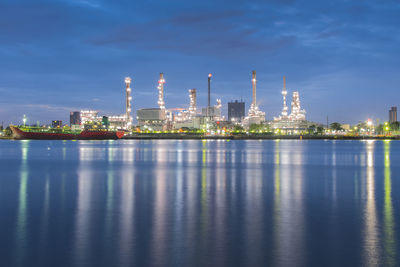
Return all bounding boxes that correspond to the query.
[10,126,124,140]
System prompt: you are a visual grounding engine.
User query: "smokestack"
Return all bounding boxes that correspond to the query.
[252,70,256,106]
[157,73,165,110]
[208,73,212,108]
[283,75,286,89]
[125,77,132,129]
[207,73,212,117]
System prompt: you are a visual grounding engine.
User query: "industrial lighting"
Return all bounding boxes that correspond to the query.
[157,73,165,110]
[125,77,132,129]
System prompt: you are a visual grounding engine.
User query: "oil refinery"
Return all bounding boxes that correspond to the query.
[64,70,318,134]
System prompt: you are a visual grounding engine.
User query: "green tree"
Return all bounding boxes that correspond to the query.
[390,121,400,131]
[330,122,342,131]
[316,126,324,134]
[249,123,262,132]
[308,124,316,134]
[376,124,384,134]
[233,125,245,132]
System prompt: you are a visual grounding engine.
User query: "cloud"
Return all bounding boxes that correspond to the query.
[89,9,298,57]
[68,0,102,9]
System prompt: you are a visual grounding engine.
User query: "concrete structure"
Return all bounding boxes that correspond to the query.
[70,111,81,126]
[137,108,167,131]
[228,100,245,122]
[389,106,397,123]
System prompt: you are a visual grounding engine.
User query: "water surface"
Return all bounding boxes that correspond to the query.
[0,140,399,266]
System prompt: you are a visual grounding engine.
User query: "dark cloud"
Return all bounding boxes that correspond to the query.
[89,9,297,57]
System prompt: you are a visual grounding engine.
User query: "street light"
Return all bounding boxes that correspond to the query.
[22,115,27,127]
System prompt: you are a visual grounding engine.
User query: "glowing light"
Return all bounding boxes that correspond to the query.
[124,77,131,84]
[247,70,265,122]
[157,73,165,110]
[125,76,133,129]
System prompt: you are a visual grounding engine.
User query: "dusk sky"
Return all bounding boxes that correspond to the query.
[1,0,399,125]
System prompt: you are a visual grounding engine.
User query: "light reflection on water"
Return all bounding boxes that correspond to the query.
[383,141,396,266]
[363,140,379,267]
[0,140,398,266]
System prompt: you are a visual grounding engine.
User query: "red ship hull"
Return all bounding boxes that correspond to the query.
[10,126,124,140]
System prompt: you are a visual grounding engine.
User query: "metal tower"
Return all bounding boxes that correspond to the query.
[281,76,288,118]
[252,70,256,108]
[247,70,265,121]
[289,91,306,121]
[125,77,132,129]
[207,73,212,117]
[188,89,197,118]
[157,73,165,110]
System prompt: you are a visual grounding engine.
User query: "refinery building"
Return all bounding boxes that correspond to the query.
[69,70,318,133]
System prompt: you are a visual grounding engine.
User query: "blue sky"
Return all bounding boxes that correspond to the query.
[1,0,399,125]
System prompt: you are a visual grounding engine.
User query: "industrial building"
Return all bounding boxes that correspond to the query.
[80,110,98,125]
[69,77,133,131]
[125,77,133,129]
[389,106,397,123]
[173,89,201,129]
[201,99,222,120]
[136,73,169,131]
[244,70,265,125]
[137,108,167,131]
[64,72,315,133]
[70,111,81,126]
[228,100,245,122]
[273,76,307,129]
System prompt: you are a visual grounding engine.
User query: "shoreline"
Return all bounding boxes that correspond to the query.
[1,135,398,141]
[122,134,399,140]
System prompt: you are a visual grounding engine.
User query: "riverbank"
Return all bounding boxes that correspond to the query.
[2,134,398,140]
[122,134,399,140]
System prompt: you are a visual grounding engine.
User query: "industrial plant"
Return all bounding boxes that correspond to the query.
[3,69,399,139]
[65,70,318,134]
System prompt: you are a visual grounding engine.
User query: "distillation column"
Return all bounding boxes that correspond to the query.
[125,77,132,129]
[188,89,197,118]
[252,70,256,108]
[281,76,288,118]
[157,73,165,110]
[207,73,212,117]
